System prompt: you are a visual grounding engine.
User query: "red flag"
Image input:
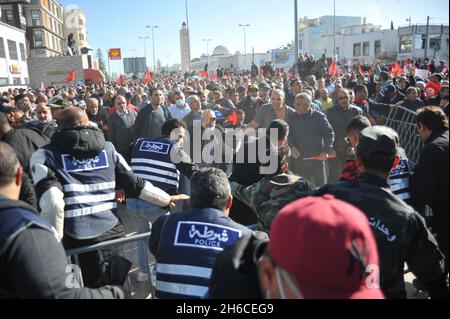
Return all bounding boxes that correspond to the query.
[65,68,76,84]
[427,64,431,72]
[425,82,441,99]
[402,59,410,67]
[328,60,337,78]
[390,63,403,77]
[143,68,153,84]
[211,72,217,80]
[226,111,237,126]
[117,74,125,86]
[199,71,208,77]
[358,63,364,75]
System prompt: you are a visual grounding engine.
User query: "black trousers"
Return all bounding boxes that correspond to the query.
[63,222,125,288]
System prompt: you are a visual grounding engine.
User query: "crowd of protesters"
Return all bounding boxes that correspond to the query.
[0,55,448,299]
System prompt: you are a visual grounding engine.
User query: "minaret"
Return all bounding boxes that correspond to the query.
[180,22,191,73]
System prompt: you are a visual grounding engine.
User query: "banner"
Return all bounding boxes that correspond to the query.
[108,48,122,60]
[415,69,430,80]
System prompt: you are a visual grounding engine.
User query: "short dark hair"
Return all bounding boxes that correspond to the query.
[355,84,368,95]
[358,152,396,174]
[346,116,372,135]
[149,88,162,96]
[161,118,186,137]
[416,106,449,132]
[236,109,245,117]
[191,168,230,211]
[267,119,289,141]
[379,72,389,82]
[0,142,20,187]
[274,144,291,176]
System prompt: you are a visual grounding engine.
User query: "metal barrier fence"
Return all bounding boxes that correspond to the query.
[385,106,423,166]
[66,232,153,298]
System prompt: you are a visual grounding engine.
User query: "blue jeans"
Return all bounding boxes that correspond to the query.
[126,199,169,273]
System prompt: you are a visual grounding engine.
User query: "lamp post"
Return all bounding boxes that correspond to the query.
[238,24,251,70]
[203,38,212,56]
[139,36,150,67]
[146,25,159,73]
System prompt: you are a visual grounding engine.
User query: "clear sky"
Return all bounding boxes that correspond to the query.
[59,0,449,74]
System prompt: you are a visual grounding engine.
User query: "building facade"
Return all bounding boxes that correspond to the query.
[0,20,29,90]
[179,22,191,73]
[299,15,363,58]
[322,25,398,65]
[63,7,88,55]
[397,24,449,64]
[23,0,64,57]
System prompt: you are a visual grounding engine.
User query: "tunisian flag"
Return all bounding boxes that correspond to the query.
[390,63,403,77]
[65,68,76,84]
[117,74,125,86]
[328,60,337,78]
[143,68,153,84]
[425,82,441,99]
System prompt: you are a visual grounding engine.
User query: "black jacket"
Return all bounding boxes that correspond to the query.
[315,173,448,299]
[1,128,49,175]
[207,233,267,299]
[133,104,171,141]
[411,130,449,263]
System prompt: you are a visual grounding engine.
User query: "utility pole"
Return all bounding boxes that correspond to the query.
[333,0,336,59]
[294,0,299,67]
[146,25,159,74]
[424,16,430,60]
[238,24,251,70]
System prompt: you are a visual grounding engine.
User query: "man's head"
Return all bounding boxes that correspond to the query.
[86,98,99,116]
[36,103,52,124]
[57,107,90,129]
[236,109,246,127]
[190,168,233,214]
[355,85,369,101]
[416,106,449,141]
[144,88,159,107]
[378,71,390,84]
[114,95,127,112]
[290,78,303,95]
[337,89,351,110]
[260,195,383,299]
[405,87,419,102]
[319,88,329,101]
[174,91,186,108]
[0,142,22,200]
[0,112,13,137]
[213,90,223,104]
[383,84,397,100]
[356,126,401,178]
[267,119,289,147]
[346,116,372,148]
[14,94,31,113]
[187,95,201,114]
[295,93,312,115]
[161,118,186,144]
[430,73,443,85]
[201,109,217,129]
[270,89,285,109]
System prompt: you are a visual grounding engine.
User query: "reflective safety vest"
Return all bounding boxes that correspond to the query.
[155,208,251,299]
[389,157,412,203]
[131,137,180,193]
[42,142,119,239]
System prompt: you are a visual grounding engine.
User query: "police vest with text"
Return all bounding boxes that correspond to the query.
[131,138,180,194]
[155,208,251,299]
[42,143,119,240]
[389,156,412,204]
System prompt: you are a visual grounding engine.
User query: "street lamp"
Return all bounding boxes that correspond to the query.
[203,38,212,56]
[238,24,251,70]
[146,25,159,74]
[139,36,150,67]
[129,49,138,58]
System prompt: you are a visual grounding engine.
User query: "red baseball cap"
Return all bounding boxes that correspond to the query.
[268,195,384,299]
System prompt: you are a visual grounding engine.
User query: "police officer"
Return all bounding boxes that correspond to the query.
[126,118,197,281]
[0,142,123,298]
[30,108,187,288]
[149,168,252,299]
[315,126,448,299]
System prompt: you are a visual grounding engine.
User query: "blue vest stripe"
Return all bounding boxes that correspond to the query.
[156,263,213,279]
[136,174,179,187]
[131,166,179,179]
[63,182,116,193]
[131,158,178,170]
[64,192,116,205]
[390,179,410,192]
[155,281,208,298]
[65,202,118,219]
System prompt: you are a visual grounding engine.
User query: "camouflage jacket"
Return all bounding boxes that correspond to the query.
[230,173,316,233]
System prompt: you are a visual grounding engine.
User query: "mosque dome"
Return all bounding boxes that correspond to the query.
[212,45,231,56]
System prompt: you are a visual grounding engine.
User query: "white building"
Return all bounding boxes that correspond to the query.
[179,22,191,73]
[63,7,88,55]
[0,21,29,90]
[322,24,398,65]
[397,24,449,64]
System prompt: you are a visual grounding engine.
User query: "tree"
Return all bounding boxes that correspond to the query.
[96,49,109,79]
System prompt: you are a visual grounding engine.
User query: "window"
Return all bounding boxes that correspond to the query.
[429,35,442,51]
[0,78,8,86]
[363,42,370,56]
[5,9,14,25]
[353,43,361,57]
[13,78,21,85]
[79,34,85,41]
[374,40,381,57]
[8,40,18,60]
[415,34,426,50]
[79,19,84,27]
[19,43,26,61]
[400,35,413,53]
[31,10,41,26]
[0,38,5,58]
[34,30,44,47]
[53,36,57,51]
